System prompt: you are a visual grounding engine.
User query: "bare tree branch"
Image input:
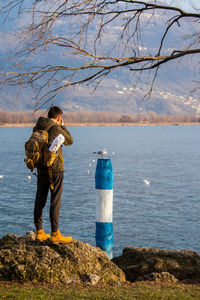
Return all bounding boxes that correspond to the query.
[0,0,199,108]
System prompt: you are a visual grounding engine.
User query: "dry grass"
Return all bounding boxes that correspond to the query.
[0,281,200,299]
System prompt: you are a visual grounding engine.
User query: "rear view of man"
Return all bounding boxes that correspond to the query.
[33,106,73,243]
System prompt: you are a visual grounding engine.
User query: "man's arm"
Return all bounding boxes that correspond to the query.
[60,125,73,146]
[48,124,73,146]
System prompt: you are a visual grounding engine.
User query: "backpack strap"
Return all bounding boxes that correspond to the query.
[46,122,55,132]
[46,123,56,190]
[48,167,54,190]
[47,122,64,165]
[46,122,63,190]
[58,152,64,165]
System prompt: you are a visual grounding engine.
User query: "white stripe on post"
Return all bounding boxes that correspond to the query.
[96,189,113,223]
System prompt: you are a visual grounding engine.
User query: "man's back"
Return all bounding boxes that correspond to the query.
[33,116,73,173]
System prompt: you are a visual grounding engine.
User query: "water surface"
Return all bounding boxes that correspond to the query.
[0,125,200,256]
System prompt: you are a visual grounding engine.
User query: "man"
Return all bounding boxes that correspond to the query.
[33,106,73,243]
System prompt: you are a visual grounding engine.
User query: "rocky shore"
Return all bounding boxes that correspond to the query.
[0,233,125,285]
[0,233,200,285]
[112,246,200,284]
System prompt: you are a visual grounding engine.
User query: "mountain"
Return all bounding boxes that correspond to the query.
[0,9,199,114]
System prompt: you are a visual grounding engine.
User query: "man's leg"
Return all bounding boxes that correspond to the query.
[50,172,63,232]
[34,173,49,231]
[50,172,72,244]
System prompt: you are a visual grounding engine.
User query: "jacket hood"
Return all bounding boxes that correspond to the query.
[33,117,55,132]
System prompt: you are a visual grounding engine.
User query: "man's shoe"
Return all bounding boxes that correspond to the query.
[51,229,72,244]
[35,229,50,241]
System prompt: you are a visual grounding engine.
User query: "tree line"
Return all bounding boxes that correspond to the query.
[0,110,199,124]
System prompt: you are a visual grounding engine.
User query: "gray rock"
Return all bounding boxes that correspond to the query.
[0,233,125,285]
[25,231,36,241]
[80,274,101,285]
[137,272,178,283]
[112,246,200,283]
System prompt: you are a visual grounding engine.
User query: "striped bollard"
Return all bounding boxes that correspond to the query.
[95,158,113,259]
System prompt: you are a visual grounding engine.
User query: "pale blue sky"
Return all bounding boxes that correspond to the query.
[0,0,199,33]
[165,0,199,11]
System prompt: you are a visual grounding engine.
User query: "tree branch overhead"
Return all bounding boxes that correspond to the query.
[0,0,199,108]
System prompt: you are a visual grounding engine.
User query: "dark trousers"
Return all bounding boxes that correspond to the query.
[34,172,64,233]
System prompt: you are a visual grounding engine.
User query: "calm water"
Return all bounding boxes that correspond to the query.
[0,125,200,257]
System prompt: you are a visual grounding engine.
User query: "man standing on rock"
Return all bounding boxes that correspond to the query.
[33,106,73,244]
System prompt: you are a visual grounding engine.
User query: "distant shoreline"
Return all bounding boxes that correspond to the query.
[0,122,200,127]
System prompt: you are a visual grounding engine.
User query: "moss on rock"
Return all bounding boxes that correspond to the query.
[0,233,125,285]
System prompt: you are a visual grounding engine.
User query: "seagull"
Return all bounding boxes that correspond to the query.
[93,149,107,158]
[144,179,150,185]
[0,175,3,179]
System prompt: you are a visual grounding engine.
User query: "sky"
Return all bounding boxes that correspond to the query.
[0,0,199,30]
[165,0,200,11]
[0,0,199,52]
[0,0,199,111]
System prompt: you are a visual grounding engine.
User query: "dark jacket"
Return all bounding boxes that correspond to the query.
[33,117,73,173]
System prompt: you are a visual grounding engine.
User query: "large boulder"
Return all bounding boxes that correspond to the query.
[0,233,125,285]
[112,246,200,283]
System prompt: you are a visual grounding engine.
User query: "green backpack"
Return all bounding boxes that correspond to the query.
[24,127,57,171]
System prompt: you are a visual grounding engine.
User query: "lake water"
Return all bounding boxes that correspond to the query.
[0,125,200,257]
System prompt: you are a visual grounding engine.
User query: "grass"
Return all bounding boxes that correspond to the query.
[0,282,200,300]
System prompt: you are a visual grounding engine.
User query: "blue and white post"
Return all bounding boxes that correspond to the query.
[95,158,113,259]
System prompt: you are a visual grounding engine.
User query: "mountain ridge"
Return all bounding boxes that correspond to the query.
[0,10,199,114]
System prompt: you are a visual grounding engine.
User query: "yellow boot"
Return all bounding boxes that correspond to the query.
[35,229,50,241]
[51,230,72,244]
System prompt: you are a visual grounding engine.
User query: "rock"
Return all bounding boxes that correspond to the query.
[25,231,36,241]
[137,272,178,283]
[112,246,200,283]
[0,233,125,285]
[80,274,101,285]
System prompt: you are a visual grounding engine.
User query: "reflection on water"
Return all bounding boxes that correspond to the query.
[0,125,200,257]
